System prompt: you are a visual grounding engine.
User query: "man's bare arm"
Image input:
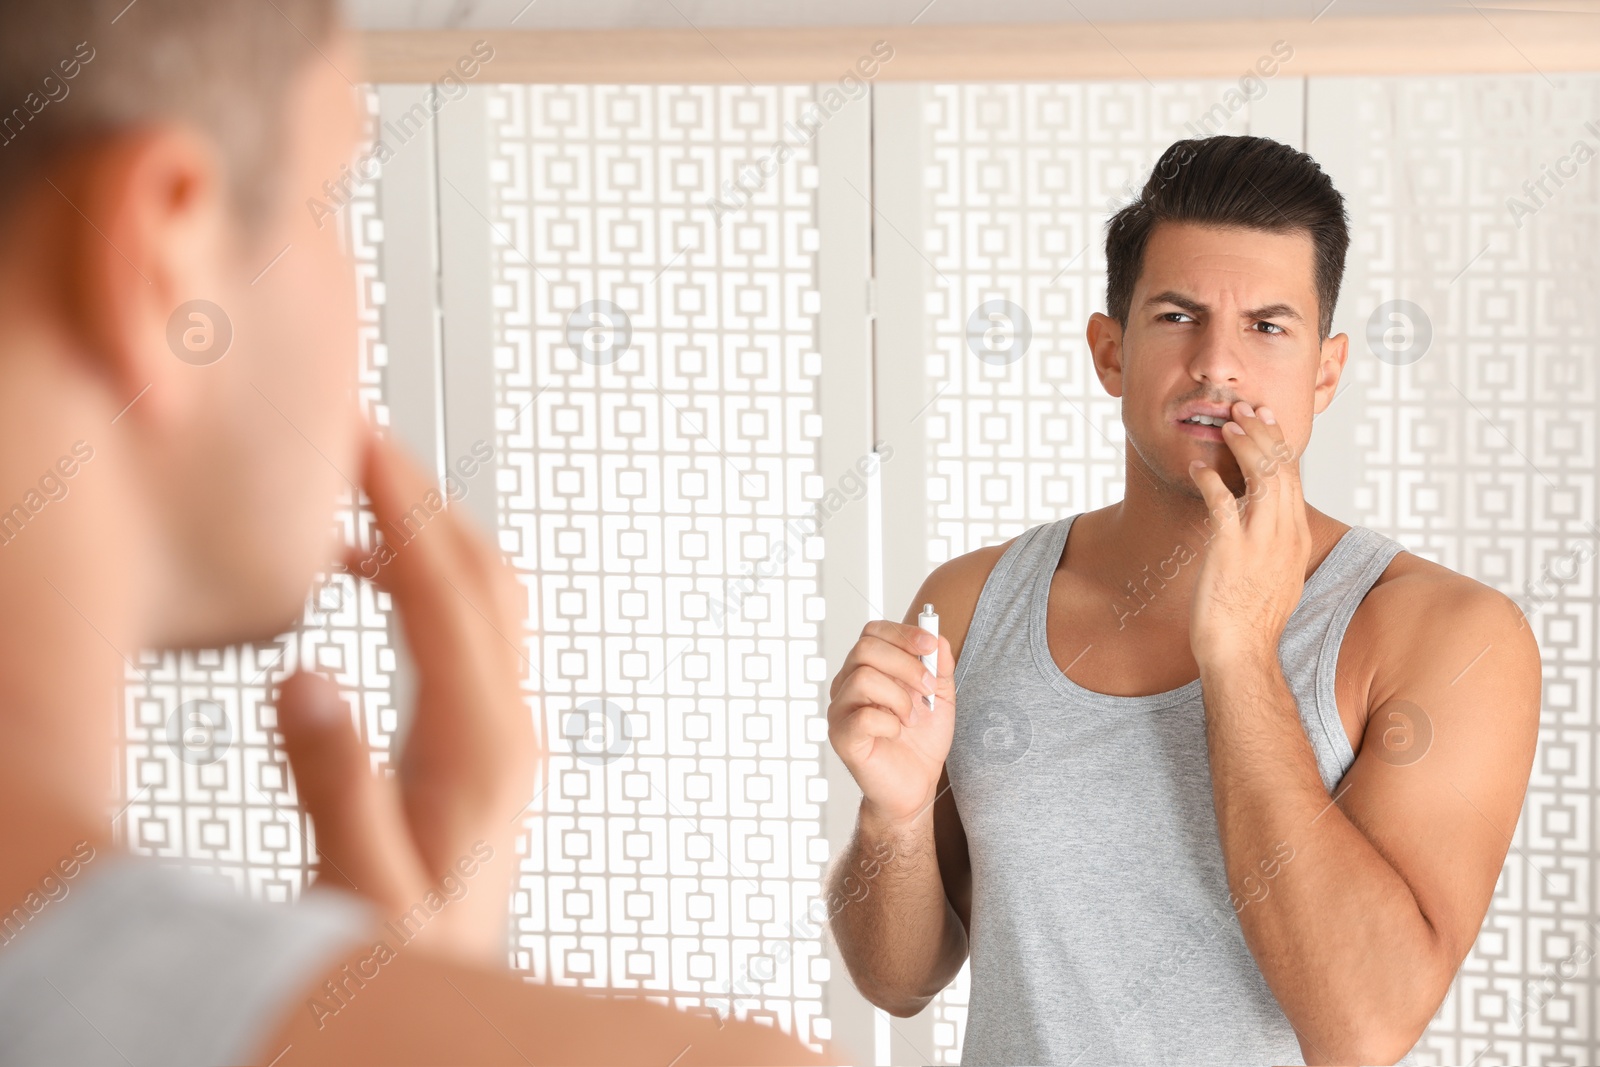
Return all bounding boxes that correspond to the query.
[1183,398,1541,1063]
[1201,580,1540,1064]
[823,552,998,1016]
[824,768,969,1016]
[260,943,834,1066]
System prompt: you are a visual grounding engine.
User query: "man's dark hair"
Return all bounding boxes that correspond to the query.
[1104,135,1350,341]
[0,0,339,226]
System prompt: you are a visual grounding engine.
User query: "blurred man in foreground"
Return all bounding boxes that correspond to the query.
[0,2,829,1063]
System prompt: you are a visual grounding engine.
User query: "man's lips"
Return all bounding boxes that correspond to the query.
[1174,417,1226,441]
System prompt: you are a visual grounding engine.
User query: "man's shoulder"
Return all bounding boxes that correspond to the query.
[1364,548,1526,631]
[924,538,1018,595]
[1358,547,1540,691]
[911,531,1031,662]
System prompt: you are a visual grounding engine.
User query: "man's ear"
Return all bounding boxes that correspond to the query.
[48,124,231,427]
[1312,330,1349,417]
[1086,311,1126,398]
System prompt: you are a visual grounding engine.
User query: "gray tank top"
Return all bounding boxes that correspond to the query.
[947,512,1416,1066]
[0,851,373,1066]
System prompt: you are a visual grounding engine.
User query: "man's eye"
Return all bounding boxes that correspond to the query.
[1160,312,1193,323]
[1255,321,1286,335]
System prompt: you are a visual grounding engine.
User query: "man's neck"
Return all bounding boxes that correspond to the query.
[0,328,149,909]
[1076,456,1341,630]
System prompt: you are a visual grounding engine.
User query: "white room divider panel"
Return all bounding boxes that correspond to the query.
[481,83,836,1050]
[117,91,399,899]
[1310,72,1600,1067]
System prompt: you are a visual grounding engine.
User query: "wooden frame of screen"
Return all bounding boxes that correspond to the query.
[359,12,1600,84]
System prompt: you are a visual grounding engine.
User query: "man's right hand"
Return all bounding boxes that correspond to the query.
[826,620,955,829]
[275,425,537,969]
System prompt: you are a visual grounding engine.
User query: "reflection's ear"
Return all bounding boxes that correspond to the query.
[1086,311,1125,397]
[48,124,231,429]
[1312,330,1350,416]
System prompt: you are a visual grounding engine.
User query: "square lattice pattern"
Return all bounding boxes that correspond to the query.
[487,85,830,1048]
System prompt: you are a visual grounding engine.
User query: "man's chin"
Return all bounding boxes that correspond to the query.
[152,569,320,654]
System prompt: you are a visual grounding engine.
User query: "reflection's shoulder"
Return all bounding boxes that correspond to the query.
[1358,547,1538,666]
[921,534,1028,611]
[912,535,1028,661]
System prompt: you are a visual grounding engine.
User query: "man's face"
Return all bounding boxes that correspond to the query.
[152,35,366,645]
[1090,221,1347,501]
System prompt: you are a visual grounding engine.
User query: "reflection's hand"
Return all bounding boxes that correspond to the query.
[277,427,537,967]
[827,620,955,828]
[1187,400,1312,668]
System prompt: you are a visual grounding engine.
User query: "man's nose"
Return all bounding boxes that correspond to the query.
[1189,321,1245,387]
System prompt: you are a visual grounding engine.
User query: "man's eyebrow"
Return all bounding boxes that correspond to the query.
[1142,290,1208,315]
[1242,302,1305,323]
[1142,290,1306,324]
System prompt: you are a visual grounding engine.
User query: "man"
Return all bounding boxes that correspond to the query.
[825,135,1541,1065]
[0,2,827,1064]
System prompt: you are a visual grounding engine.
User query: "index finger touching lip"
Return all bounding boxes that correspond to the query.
[362,429,444,534]
[351,428,468,598]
